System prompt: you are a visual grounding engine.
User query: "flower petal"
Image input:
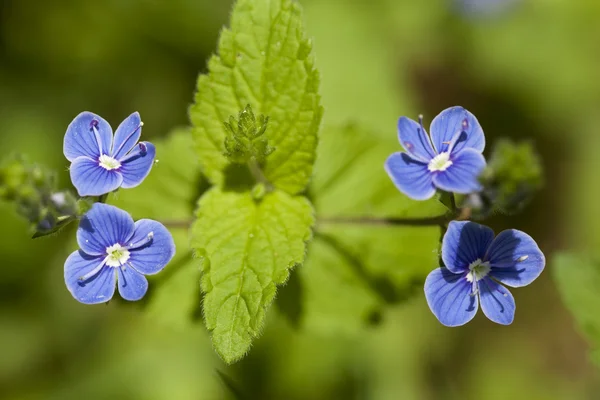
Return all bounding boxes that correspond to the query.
[127,219,175,275]
[425,267,478,327]
[64,250,116,304]
[119,142,156,189]
[432,148,486,194]
[117,266,148,301]
[70,157,123,197]
[77,203,135,255]
[384,152,436,200]
[397,116,436,162]
[430,106,485,154]
[479,277,515,325]
[64,112,113,162]
[112,112,142,160]
[442,221,494,273]
[486,229,545,287]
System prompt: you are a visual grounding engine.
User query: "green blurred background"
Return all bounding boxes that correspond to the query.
[1,0,599,398]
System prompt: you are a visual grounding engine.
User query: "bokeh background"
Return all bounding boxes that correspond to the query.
[1,0,599,398]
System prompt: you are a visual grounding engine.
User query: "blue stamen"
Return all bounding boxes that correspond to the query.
[447,121,469,154]
[78,256,109,282]
[112,122,144,157]
[119,142,148,164]
[90,119,104,155]
[418,113,437,156]
[128,232,154,250]
[462,118,469,130]
[470,279,479,297]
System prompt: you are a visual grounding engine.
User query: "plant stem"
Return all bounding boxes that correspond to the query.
[160,203,472,230]
[449,192,457,213]
[318,199,471,228]
[317,214,454,228]
[247,157,272,191]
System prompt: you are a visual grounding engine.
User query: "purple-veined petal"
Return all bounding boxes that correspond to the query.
[127,219,175,275]
[70,157,123,197]
[479,277,515,325]
[430,106,485,154]
[424,267,478,327]
[112,112,142,160]
[118,142,156,189]
[64,112,113,162]
[397,116,436,162]
[117,265,148,301]
[432,149,486,194]
[486,229,545,287]
[442,221,494,273]
[77,203,135,255]
[384,152,436,200]
[64,250,116,304]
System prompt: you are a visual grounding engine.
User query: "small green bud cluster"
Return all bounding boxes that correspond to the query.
[0,155,78,237]
[468,140,543,217]
[223,105,274,164]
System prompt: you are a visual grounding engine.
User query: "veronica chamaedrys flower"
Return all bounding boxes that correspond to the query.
[64,203,175,304]
[64,111,156,196]
[425,221,545,326]
[385,106,486,200]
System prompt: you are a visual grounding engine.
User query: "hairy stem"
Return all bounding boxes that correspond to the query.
[317,214,452,227]
[449,192,457,213]
[317,199,471,229]
[161,208,471,231]
[247,157,272,191]
[160,186,472,230]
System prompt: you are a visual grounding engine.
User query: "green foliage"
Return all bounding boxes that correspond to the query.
[554,252,600,366]
[190,188,314,363]
[224,104,274,164]
[298,237,381,333]
[188,0,323,363]
[3,0,596,397]
[302,1,411,134]
[189,0,323,195]
[111,129,204,328]
[297,124,446,333]
[0,154,78,237]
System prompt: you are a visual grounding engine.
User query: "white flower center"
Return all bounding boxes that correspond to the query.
[465,258,491,283]
[428,152,453,172]
[105,243,130,267]
[99,154,121,171]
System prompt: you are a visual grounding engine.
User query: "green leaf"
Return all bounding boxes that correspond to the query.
[190,0,322,194]
[298,236,381,334]
[191,188,314,363]
[299,124,446,333]
[554,252,600,365]
[110,129,204,327]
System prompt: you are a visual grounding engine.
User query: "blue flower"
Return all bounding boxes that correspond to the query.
[64,111,156,196]
[64,203,175,304]
[425,221,545,326]
[385,106,487,200]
